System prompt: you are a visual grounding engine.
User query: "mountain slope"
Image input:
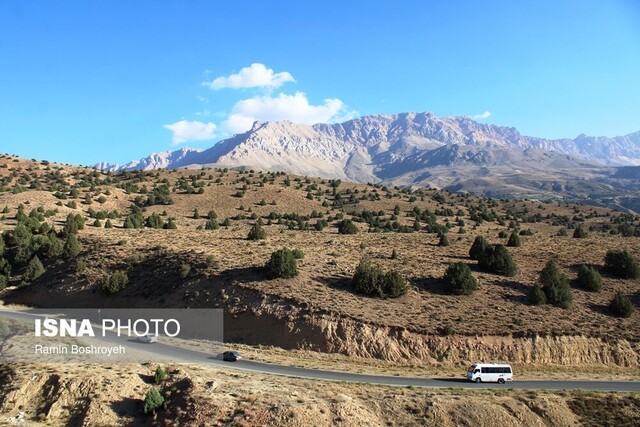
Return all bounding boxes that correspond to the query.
[95,112,640,208]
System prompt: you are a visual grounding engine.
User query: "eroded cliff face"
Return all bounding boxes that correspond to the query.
[226,302,640,367]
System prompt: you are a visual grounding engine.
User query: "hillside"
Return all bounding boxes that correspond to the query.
[0,154,639,366]
[95,112,640,211]
[1,153,639,424]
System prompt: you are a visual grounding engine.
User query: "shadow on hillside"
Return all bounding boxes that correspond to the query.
[219,266,263,283]
[412,277,448,295]
[568,262,601,273]
[587,302,613,317]
[443,254,472,262]
[66,397,92,427]
[492,280,530,304]
[138,373,155,384]
[313,275,352,293]
[110,397,145,426]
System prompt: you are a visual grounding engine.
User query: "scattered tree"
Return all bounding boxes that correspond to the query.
[265,248,299,279]
[63,233,82,259]
[337,219,358,235]
[351,258,407,298]
[443,262,477,295]
[604,249,640,279]
[154,366,168,384]
[507,231,521,247]
[205,219,219,230]
[573,226,587,238]
[143,387,164,415]
[539,259,572,309]
[100,270,129,294]
[469,236,488,260]
[528,283,547,305]
[477,244,517,277]
[23,256,45,283]
[609,292,633,318]
[576,265,602,292]
[247,222,266,240]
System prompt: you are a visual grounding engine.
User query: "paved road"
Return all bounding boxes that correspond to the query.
[1,309,639,392]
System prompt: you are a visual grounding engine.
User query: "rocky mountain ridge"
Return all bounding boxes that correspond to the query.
[95,112,640,209]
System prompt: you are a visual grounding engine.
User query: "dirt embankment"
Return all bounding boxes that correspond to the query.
[228,301,640,368]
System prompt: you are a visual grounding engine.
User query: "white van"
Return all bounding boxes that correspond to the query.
[467,363,513,383]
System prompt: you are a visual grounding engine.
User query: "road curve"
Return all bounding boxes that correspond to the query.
[1,309,639,392]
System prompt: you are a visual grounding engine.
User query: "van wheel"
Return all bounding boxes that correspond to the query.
[498,378,505,384]
[475,378,481,383]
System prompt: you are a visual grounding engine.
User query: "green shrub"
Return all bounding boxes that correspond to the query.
[145,213,164,229]
[391,248,398,260]
[576,265,602,292]
[604,249,640,279]
[100,270,129,294]
[46,235,64,257]
[154,366,168,384]
[573,226,587,238]
[337,219,358,235]
[438,232,449,247]
[557,228,568,236]
[23,256,45,283]
[443,262,477,295]
[105,219,113,228]
[63,233,82,259]
[291,249,304,259]
[124,214,142,229]
[539,259,572,309]
[609,292,633,318]
[143,386,164,415]
[205,219,219,230]
[382,270,407,298]
[265,248,299,279]
[0,258,11,277]
[247,223,266,240]
[0,274,7,291]
[163,218,177,229]
[469,236,488,260]
[528,283,547,305]
[62,213,85,236]
[478,244,517,277]
[351,258,407,298]
[507,231,521,247]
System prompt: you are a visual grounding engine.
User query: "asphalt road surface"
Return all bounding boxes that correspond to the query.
[1,309,639,392]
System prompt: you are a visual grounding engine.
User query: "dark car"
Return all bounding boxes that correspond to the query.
[223,351,242,362]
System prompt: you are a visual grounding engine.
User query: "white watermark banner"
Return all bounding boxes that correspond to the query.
[0,308,223,363]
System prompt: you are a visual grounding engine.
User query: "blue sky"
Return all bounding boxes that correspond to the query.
[1,0,639,166]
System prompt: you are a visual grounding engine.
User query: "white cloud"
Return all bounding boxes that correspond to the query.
[203,63,295,90]
[163,120,217,145]
[221,92,353,134]
[471,110,492,120]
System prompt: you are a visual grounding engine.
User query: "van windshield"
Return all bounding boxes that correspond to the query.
[467,366,475,372]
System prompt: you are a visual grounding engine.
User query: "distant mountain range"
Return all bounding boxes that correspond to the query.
[95,112,640,211]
